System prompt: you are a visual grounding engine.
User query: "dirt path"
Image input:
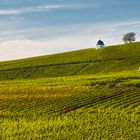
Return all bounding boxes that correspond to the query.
[0,58,128,72]
[61,88,134,114]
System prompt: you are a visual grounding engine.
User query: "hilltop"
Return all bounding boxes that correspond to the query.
[0,42,140,80]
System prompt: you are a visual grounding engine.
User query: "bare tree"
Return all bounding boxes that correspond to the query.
[122,32,136,43]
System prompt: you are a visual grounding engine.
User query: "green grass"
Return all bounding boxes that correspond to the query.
[0,42,140,70]
[0,42,140,80]
[0,42,140,139]
[0,72,140,139]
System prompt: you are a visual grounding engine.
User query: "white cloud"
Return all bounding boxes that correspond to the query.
[0,3,98,15]
[0,10,19,15]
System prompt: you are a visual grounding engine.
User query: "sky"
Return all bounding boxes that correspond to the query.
[0,0,140,61]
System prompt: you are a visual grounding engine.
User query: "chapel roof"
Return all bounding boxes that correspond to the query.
[97,40,104,45]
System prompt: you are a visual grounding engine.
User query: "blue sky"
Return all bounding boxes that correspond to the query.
[0,0,140,61]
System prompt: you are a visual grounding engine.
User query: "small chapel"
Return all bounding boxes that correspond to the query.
[96,39,105,49]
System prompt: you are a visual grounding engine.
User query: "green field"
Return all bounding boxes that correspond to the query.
[0,42,140,80]
[0,42,140,139]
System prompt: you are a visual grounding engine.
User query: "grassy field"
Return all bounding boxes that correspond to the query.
[0,42,140,139]
[0,71,140,139]
[0,42,140,80]
[0,42,140,70]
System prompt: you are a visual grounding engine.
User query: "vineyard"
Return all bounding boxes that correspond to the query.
[0,42,140,70]
[0,42,140,139]
[0,72,140,139]
[0,43,140,80]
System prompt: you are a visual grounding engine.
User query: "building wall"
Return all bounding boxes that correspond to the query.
[96,45,104,49]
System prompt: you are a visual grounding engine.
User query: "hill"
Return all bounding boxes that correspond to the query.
[0,42,140,80]
[0,42,140,139]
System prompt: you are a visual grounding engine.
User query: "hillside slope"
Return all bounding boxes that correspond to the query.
[0,43,140,139]
[0,42,140,80]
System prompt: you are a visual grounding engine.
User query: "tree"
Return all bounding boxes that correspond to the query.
[122,32,136,43]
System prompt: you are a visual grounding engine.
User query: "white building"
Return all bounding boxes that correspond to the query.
[96,40,105,49]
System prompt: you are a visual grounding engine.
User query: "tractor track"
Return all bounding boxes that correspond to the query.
[0,57,128,73]
[61,88,135,114]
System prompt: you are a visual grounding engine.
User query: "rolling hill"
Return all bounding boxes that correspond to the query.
[0,42,140,80]
[0,42,140,139]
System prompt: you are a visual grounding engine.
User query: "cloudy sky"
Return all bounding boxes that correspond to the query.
[0,0,140,61]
